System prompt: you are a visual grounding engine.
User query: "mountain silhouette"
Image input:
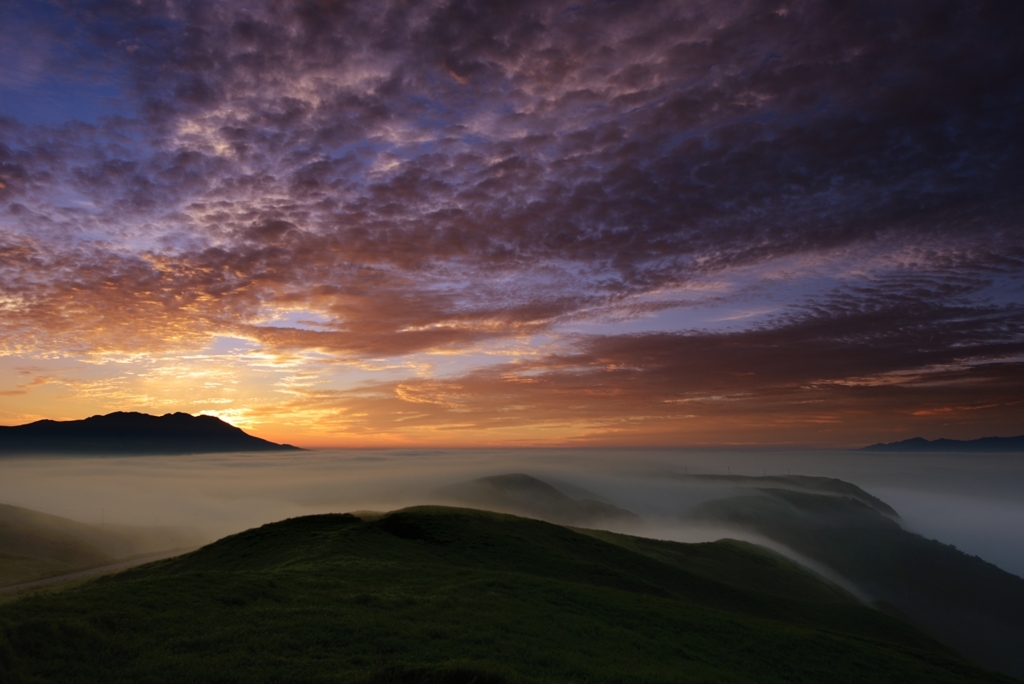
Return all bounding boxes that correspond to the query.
[0,412,300,454]
[862,435,1024,452]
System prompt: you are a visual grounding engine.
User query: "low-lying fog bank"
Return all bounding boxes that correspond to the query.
[0,448,1022,577]
[6,447,1024,678]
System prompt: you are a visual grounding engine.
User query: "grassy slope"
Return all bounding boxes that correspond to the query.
[578,529,857,605]
[687,488,1024,678]
[0,504,113,587]
[0,506,1014,684]
[0,502,205,587]
[433,474,642,527]
[670,474,899,516]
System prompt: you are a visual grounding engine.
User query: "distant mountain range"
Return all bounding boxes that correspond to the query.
[862,434,1024,452]
[0,412,300,455]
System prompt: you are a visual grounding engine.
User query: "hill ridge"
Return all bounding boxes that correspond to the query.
[1,506,1009,683]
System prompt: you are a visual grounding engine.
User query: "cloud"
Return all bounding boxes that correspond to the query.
[1,0,1023,442]
[281,278,1024,444]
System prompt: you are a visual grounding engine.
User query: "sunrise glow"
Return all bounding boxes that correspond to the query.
[1,0,1022,447]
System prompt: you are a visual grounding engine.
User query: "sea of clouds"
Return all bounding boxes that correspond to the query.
[1,448,1021,578]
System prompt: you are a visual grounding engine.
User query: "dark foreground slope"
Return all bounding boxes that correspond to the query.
[0,507,1013,684]
[0,502,205,588]
[0,412,300,454]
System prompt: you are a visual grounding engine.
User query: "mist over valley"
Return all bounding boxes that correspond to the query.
[3,446,1023,678]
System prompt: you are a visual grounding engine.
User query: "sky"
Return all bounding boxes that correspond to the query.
[0,0,1022,448]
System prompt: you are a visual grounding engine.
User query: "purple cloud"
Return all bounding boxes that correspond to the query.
[1,0,1022,440]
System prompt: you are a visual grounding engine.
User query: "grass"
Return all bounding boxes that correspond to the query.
[578,529,856,603]
[687,487,1024,678]
[0,506,1015,683]
[0,501,205,588]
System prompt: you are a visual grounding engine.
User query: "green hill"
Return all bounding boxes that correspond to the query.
[0,507,1013,683]
[686,487,1024,678]
[670,473,899,516]
[0,502,206,588]
[433,473,642,528]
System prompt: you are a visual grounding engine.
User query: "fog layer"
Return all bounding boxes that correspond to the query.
[0,448,1021,577]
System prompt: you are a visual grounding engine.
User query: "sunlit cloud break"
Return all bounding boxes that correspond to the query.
[1,0,1022,446]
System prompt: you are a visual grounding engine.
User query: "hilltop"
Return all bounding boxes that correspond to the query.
[433,473,642,528]
[0,507,1014,683]
[0,412,300,455]
[428,471,1024,678]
